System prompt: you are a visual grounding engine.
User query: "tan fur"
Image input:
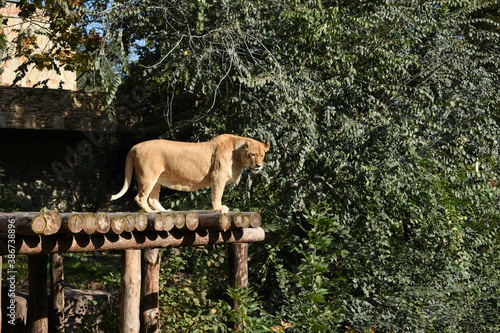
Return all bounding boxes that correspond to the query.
[110,134,270,212]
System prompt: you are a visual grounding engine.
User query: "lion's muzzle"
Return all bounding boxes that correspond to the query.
[250,164,263,173]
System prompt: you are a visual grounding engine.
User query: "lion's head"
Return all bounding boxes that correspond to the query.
[243,140,271,173]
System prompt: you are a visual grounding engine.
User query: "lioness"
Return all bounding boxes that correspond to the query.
[110,134,270,212]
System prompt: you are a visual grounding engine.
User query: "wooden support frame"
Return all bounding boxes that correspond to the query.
[0,210,265,333]
[0,228,265,255]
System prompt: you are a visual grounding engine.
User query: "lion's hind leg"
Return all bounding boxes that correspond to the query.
[135,175,159,213]
[148,181,169,212]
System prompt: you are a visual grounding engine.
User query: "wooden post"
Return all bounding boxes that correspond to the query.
[141,248,160,333]
[0,255,2,331]
[121,249,142,333]
[28,254,49,333]
[228,243,248,331]
[50,253,65,333]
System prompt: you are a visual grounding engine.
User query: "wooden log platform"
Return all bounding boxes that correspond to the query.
[0,210,265,333]
[0,228,265,255]
[0,211,262,235]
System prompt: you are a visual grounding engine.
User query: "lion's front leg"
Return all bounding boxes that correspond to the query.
[211,174,229,213]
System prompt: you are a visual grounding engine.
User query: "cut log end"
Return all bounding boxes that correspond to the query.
[153,216,164,231]
[220,214,231,231]
[44,212,62,235]
[174,213,185,229]
[135,213,148,231]
[185,212,199,231]
[111,216,125,234]
[96,213,111,233]
[68,214,83,233]
[250,212,262,228]
[83,213,98,234]
[163,214,174,231]
[124,214,136,232]
[32,214,47,234]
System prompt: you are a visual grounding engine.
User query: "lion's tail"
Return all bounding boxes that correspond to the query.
[110,150,134,201]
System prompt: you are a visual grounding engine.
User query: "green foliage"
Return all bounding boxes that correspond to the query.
[226,286,272,333]
[158,247,228,332]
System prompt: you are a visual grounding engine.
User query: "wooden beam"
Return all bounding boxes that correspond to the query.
[28,254,49,333]
[0,228,266,255]
[121,249,142,333]
[0,213,47,235]
[0,211,262,234]
[141,248,160,333]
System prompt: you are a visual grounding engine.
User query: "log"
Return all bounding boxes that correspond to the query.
[28,254,49,333]
[141,248,160,333]
[228,243,248,331]
[163,214,174,231]
[230,212,248,229]
[248,212,262,228]
[124,214,136,233]
[50,253,65,333]
[44,212,62,235]
[227,212,261,229]
[96,213,111,233]
[197,213,231,231]
[111,216,125,234]
[147,215,164,231]
[2,228,266,255]
[135,213,148,232]
[0,255,2,330]
[184,212,199,231]
[61,214,83,233]
[0,212,46,234]
[173,213,185,229]
[83,213,98,234]
[120,249,141,333]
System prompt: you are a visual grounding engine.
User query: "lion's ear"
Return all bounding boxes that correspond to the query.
[264,142,270,152]
[244,141,251,150]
